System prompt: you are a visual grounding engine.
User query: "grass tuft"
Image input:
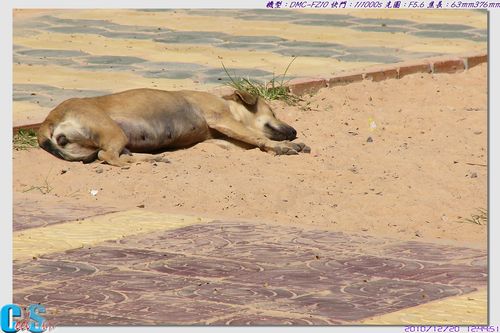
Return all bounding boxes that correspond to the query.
[456,208,488,225]
[222,57,301,105]
[22,178,53,195]
[13,129,38,150]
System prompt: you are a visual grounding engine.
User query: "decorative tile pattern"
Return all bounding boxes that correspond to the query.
[13,218,487,325]
[13,198,116,231]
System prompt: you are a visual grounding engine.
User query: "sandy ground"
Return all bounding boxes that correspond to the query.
[13,64,487,248]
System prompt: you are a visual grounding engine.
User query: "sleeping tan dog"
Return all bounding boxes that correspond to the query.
[37,88,310,167]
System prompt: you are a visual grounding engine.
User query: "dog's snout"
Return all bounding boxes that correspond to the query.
[265,123,298,141]
[282,125,297,140]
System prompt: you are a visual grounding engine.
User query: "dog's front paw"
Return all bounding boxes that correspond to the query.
[294,142,311,154]
[274,145,298,155]
[272,141,311,155]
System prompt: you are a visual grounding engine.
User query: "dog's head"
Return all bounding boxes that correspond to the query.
[224,90,297,141]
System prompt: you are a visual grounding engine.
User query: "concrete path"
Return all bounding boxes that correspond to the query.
[13,203,487,325]
[13,9,487,125]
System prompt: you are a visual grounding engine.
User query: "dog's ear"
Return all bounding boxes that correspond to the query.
[234,90,258,106]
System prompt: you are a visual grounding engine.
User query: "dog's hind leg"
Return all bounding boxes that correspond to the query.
[96,134,169,167]
[97,145,128,167]
[79,113,166,166]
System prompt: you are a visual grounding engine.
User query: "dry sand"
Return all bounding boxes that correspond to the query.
[13,63,487,248]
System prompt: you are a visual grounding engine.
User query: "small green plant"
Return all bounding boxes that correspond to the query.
[456,208,488,225]
[22,177,53,195]
[13,129,38,150]
[222,57,301,105]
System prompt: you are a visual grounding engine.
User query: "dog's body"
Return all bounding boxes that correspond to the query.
[37,88,310,166]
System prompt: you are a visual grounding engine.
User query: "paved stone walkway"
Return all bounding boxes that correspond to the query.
[13,9,487,125]
[13,203,487,325]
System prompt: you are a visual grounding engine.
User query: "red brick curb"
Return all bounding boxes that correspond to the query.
[431,57,465,74]
[364,65,399,82]
[398,61,432,79]
[461,53,488,69]
[287,51,487,96]
[329,72,364,86]
[12,52,487,134]
[287,78,328,96]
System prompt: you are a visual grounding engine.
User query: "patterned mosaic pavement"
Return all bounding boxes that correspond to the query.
[13,9,487,125]
[13,197,117,231]
[12,206,487,325]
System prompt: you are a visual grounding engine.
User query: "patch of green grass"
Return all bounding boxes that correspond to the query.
[456,208,488,225]
[222,57,301,105]
[13,129,38,150]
